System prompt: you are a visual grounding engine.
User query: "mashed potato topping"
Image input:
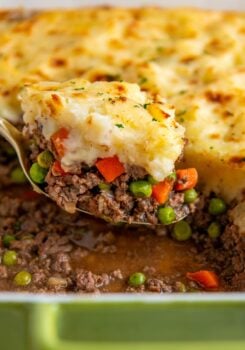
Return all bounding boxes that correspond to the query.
[20,79,185,181]
[0,8,244,200]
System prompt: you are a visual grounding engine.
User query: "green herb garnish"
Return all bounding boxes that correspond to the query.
[139,76,148,85]
[115,123,124,128]
[176,110,187,117]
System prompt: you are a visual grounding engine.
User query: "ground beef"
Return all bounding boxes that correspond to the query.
[0,187,129,293]
[52,253,72,274]
[75,270,111,293]
[0,185,243,293]
[190,196,245,291]
[45,166,192,224]
[23,123,50,161]
[125,165,147,179]
[147,278,173,293]
[0,265,8,279]
[192,222,245,291]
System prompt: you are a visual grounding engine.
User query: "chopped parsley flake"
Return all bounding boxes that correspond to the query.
[14,221,21,231]
[139,76,148,85]
[179,90,187,95]
[115,123,124,128]
[74,87,85,91]
[143,103,151,109]
[156,46,164,53]
[176,110,187,117]
[152,118,157,122]
[203,49,211,55]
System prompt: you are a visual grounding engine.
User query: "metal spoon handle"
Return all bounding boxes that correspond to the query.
[0,118,23,148]
[0,119,46,195]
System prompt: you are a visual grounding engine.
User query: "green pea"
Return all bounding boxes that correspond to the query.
[14,221,21,231]
[29,162,48,184]
[21,234,34,241]
[4,144,15,156]
[158,206,176,225]
[37,150,54,169]
[14,271,32,286]
[184,189,198,203]
[3,234,15,248]
[167,172,177,181]
[207,222,221,239]
[172,220,192,241]
[147,175,158,185]
[129,181,152,197]
[3,250,17,266]
[98,182,111,191]
[208,198,226,215]
[10,167,27,184]
[176,281,187,293]
[129,272,146,287]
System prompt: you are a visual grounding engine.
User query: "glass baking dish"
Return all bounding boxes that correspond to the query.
[0,1,244,349]
[0,293,245,350]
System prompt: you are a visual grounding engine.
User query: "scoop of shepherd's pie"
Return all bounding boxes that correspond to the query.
[20,79,199,224]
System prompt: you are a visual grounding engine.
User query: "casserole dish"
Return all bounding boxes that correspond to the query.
[0,294,245,350]
[0,1,244,349]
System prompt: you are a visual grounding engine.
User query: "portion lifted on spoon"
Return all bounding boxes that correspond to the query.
[20,79,198,225]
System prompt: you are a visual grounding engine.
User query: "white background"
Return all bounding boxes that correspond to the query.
[0,0,244,10]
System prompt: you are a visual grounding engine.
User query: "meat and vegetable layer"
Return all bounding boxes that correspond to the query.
[0,186,243,293]
[20,79,199,224]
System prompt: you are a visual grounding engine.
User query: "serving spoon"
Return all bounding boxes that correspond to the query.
[0,118,188,225]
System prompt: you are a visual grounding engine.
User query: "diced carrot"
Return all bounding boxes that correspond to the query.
[52,160,68,176]
[186,270,219,289]
[51,128,69,157]
[95,156,125,182]
[152,180,173,204]
[175,168,198,191]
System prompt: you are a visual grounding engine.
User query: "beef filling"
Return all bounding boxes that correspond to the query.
[23,124,194,224]
[0,186,244,293]
[45,168,191,224]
